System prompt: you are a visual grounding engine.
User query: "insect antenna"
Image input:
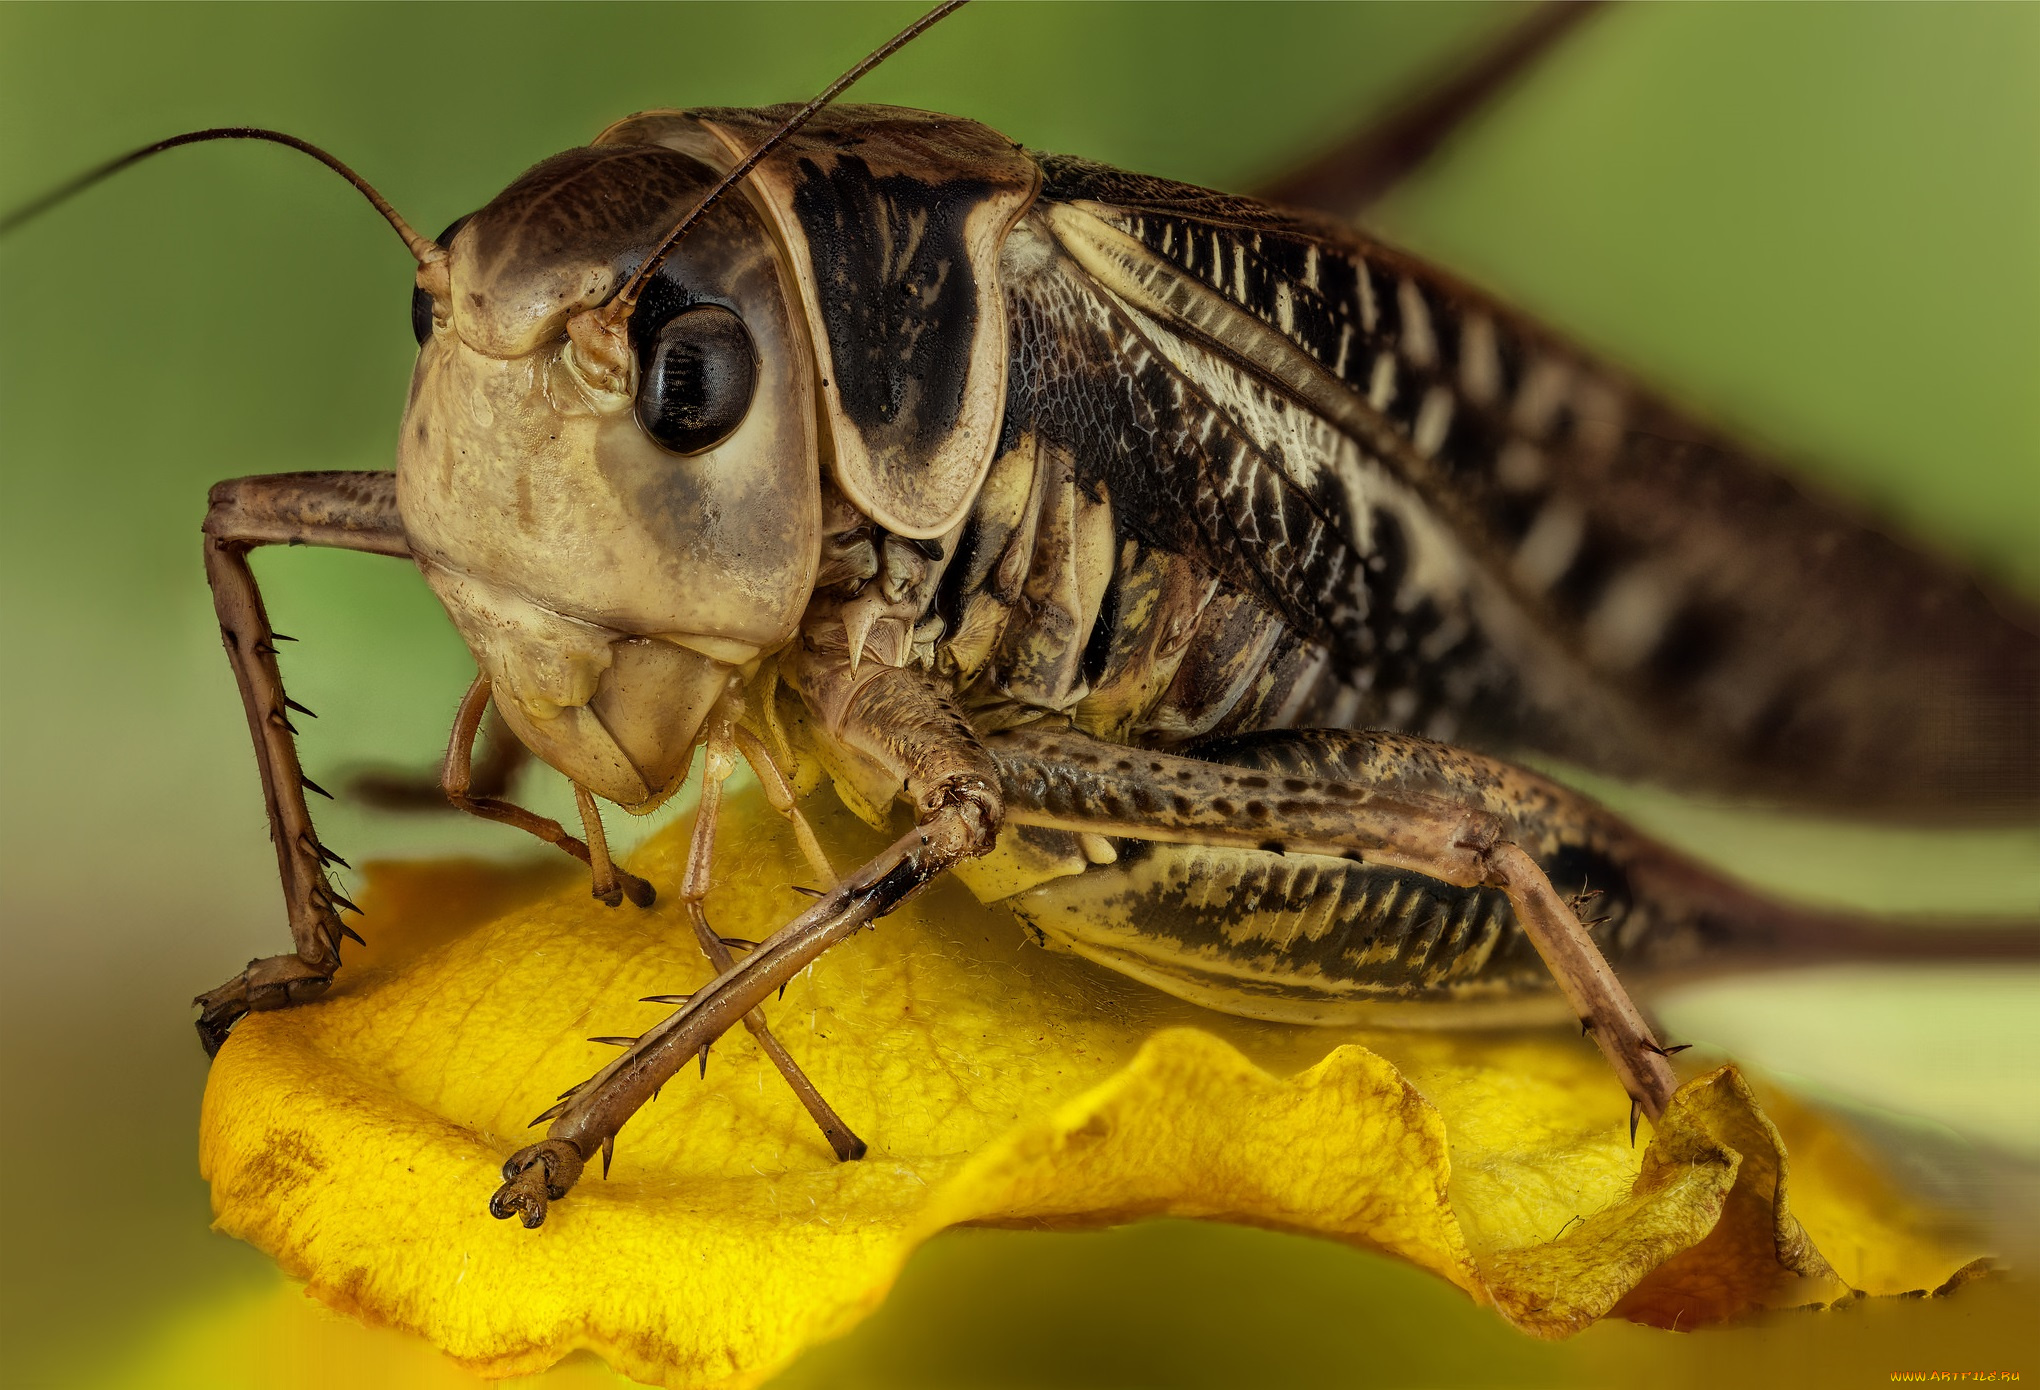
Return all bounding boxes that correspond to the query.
[598,0,969,334]
[0,126,443,264]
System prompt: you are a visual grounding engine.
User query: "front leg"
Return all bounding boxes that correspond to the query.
[436,671,655,908]
[192,471,411,1055]
[491,662,999,1226]
[349,693,531,811]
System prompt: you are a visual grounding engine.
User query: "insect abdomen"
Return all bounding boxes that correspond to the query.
[1005,841,1558,1023]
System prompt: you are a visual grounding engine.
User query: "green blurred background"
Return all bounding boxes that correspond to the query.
[2,3,2036,1387]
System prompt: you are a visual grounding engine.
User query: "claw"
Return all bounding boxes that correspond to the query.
[194,1007,242,1058]
[620,872,657,909]
[192,955,333,1057]
[490,1140,584,1228]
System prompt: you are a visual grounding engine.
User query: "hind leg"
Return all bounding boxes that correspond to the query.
[985,725,1679,1125]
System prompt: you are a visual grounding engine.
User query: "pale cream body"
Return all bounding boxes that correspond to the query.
[395,148,824,810]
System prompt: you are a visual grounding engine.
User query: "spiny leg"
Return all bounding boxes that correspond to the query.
[438,672,654,909]
[676,716,865,1161]
[1483,841,1677,1133]
[492,665,1000,1226]
[447,677,860,1162]
[193,471,410,1055]
[985,725,1678,1125]
[491,805,986,1226]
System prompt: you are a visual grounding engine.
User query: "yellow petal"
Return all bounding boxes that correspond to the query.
[200,790,1980,1387]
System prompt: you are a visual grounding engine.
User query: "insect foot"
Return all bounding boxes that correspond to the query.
[490,1140,586,1229]
[192,954,334,1056]
[588,868,658,911]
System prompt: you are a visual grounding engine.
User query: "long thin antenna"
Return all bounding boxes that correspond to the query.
[1,126,441,263]
[1253,1,1604,218]
[601,0,969,331]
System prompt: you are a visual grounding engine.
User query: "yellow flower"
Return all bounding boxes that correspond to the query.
[201,791,1978,1387]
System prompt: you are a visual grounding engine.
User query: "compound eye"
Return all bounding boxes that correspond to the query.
[634,305,756,455]
[409,281,435,345]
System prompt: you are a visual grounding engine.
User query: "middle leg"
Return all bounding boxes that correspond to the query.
[439,672,864,1163]
[677,713,865,1161]
[491,665,1002,1226]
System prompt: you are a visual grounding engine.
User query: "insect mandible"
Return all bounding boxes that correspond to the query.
[5,3,2035,1233]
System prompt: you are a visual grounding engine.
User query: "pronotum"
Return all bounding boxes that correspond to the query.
[4,4,2034,1235]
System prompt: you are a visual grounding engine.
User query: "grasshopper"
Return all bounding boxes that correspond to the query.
[6,4,2034,1231]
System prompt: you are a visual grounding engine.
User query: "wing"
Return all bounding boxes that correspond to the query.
[1014,154,2039,818]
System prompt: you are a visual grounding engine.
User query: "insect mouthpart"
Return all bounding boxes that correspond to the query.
[419,560,738,811]
[514,630,738,814]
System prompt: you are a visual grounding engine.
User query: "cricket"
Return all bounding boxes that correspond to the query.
[7,2,2034,1234]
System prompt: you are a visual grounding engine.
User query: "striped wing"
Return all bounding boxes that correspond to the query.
[1018,154,2039,816]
